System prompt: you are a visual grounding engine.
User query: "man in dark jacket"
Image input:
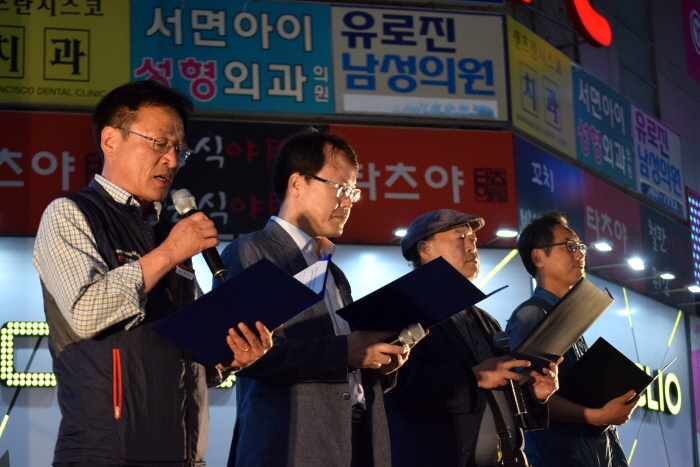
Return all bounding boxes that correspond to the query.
[506,211,638,467]
[386,209,560,467]
[33,80,271,467]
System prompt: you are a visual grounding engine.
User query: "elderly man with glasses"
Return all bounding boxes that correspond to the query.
[34,80,271,467]
[217,128,410,467]
[506,211,639,467]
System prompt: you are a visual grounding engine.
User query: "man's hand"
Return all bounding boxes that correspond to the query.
[219,321,273,370]
[586,390,640,426]
[161,212,220,266]
[139,212,220,297]
[378,343,414,375]
[527,356,563,402]
[471,355,531,389]
[346,330,409,372]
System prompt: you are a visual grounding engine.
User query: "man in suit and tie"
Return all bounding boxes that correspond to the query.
[217,128,410,467]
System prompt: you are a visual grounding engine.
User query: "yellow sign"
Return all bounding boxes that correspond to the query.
[507,16,576,158]
[0,1,130,106]
[635,363,682,415]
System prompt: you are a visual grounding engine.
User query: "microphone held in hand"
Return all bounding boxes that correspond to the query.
[172,188,228,281]
[493,331,528,427]
[383,323,426,346]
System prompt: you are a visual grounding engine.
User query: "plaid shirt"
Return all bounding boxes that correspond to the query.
[33,175,201,338]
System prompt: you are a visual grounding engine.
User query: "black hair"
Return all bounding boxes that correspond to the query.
[91,80,193,162]
[271,127,358,205]
[517,211,571,278]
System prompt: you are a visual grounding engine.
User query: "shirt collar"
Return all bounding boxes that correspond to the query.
[94,174,164,221]
[272,216,336,259]
[533,286,560,307]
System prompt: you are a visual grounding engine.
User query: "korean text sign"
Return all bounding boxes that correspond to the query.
[130,0,333,114]
[640,204,693,301]
[582,174,644,293]
[0,0,130,106]
[328,125,517,244]
[163,120,307,239]
[573,66,635,190]
[0,111,94,234]
[631,104,685,218]
[514,135,584,235]
[331,7,508,121]
[508,17,575,158]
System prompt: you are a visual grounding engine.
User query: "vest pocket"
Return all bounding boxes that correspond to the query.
[112,348,122,419]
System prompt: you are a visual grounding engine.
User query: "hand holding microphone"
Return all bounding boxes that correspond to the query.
[171,189,228,281]
[346,324,425,374]
[382,323,426,346]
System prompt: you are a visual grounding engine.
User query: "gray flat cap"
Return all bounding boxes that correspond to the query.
[400,209,485,260]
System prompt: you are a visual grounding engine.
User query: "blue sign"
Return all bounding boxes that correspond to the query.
[639,204,693,301]
[573,66,635,190]
[514,135,585,237]
[131,0,334,114]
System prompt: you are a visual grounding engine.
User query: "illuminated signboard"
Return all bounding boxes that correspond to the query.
[0,322,235,388]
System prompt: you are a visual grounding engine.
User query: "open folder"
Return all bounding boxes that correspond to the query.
[336,256,506,332]
[153,256,330,367]
[510,278,614,372]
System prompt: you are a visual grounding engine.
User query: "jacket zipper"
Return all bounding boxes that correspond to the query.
[112,348,122,419]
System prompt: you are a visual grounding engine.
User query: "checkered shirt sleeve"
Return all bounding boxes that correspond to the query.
[33,196,146,338]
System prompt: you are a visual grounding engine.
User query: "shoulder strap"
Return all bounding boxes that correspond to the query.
[483,390,529,466]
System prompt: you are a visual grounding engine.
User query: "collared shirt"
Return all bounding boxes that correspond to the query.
[33,175,201,338]
[272,216,365,409]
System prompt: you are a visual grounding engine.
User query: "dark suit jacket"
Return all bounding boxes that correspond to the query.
[219,219,393,467]
[386,306,548,467]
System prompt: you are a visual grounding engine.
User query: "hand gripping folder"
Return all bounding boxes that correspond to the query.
[153,256,330,367]
[510,277,614,373]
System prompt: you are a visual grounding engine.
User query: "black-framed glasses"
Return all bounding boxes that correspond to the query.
[117,127,191,162]
[311,175,361,202]
[540,240,587,256]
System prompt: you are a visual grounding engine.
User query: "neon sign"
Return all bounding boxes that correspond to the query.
[512,0,613,47]
[0,322,235,388]
[635,363,682,415]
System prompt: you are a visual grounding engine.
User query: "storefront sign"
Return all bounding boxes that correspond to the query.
[331,7,508,121]
[0,0,130,106]
[131,0,334,114]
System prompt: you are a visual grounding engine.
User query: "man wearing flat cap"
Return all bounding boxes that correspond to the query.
[385,209,561,467]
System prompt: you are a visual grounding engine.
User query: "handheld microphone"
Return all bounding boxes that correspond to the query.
[493,331,527,427]
[172,189,228,281]
[383,323,426,346]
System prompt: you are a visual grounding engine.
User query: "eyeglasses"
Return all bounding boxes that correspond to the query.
[540,240,587,256]
[116,127,191,162]
[311,175,361,202]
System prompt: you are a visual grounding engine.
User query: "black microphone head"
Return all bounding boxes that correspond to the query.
[493,331,510,351]
[398,323,426,345]
[172,189,197,216]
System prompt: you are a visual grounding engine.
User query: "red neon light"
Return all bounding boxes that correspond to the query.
[511,0,612,48]
[564,0,612,47]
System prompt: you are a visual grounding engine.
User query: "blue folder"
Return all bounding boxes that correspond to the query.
[153,257,325,367]
[336,256,506,332]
